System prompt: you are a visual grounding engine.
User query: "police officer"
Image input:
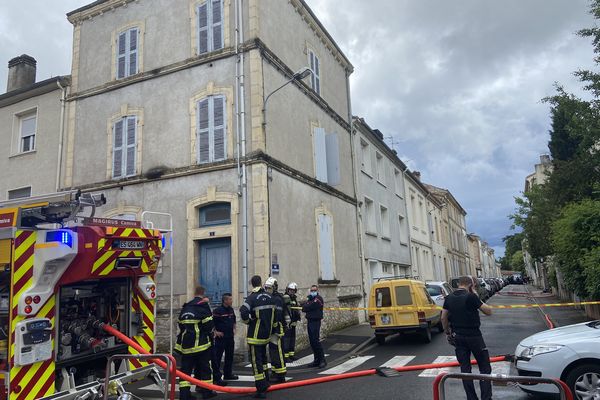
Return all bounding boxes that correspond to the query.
[302,284,326,368]
[441,275,493,400]
[174,286,218,400]
[212,293,238,381]
[282,282,301,361]
[264,277,286,383]
[240,275,275,399]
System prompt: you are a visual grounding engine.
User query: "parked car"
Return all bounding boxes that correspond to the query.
[485,278,499,294]
[515,320,600,398]
[369,278,442,344]
[478,278,493,299]
[426,281,453,307]
[450,276,488,301]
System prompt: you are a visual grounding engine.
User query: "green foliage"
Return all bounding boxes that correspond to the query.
[551,200,600,298]
[510,250,525,273]
[500,232,525,270]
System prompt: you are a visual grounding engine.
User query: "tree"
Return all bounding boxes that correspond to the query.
[551,199,600,298]
[510,250,525,273]
[500,232,525,270]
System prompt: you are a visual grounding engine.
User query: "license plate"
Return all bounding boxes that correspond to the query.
[381,315,391,325]
[114,240,145,249]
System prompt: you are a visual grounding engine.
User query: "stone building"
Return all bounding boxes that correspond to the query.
[353,117,412,296]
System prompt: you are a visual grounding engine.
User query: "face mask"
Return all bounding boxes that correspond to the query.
[310,291,318,297]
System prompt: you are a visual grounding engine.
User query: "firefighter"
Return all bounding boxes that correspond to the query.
[282,282,301,361]
[264,277,286,383]
[174,286,218,400]
[240,275,275,399]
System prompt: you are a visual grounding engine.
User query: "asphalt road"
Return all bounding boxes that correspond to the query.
[128,285,590,400]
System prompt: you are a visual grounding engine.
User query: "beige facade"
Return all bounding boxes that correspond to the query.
[524,154,552,192]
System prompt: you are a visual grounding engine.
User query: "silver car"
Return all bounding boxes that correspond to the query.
[425,281,453,307]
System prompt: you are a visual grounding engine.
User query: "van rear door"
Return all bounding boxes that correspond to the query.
[393,285,418,326]
[373,286,394,327]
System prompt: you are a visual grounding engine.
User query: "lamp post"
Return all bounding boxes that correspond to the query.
[262,67,312,128]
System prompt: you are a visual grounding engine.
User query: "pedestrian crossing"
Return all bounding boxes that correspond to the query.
[244,353,330,368]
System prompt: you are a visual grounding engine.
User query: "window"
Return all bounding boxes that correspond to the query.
[317,213,335,281]
[112,116,137,179]
[382,263,390,274]
[380,205,389,238]
[8,187,31,200]
[199,203,231,226]
[375,287,391,307]
[375,152,384,185]
[398,215,408,244]
[422,288,435,305]
[313,127,340,185]
[197,95,227,164]
[308,49,320,95]
[426,285,442,296]
[360,138,371,175]
[197,0,224,54]
[117,27,139,79]
[394,169,403,196]
[394,286,412,306]
[364,197,376,234]
[20,113,36,153]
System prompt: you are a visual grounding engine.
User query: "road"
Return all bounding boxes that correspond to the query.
[128,285,589,400]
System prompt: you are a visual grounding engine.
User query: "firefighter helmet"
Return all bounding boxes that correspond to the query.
[287,282,298,291]
[265,276,278,293]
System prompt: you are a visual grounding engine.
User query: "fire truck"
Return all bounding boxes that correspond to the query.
[0,191,164,400]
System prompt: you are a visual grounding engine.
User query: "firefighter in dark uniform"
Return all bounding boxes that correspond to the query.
[302,284,326,368]
[174,286,218,400]
[264,277,286,383]
[282,282,301,361]
[240,275,275,399]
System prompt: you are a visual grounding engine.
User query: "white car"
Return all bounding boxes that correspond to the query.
[515,320,600,398]
[425,281,453,307]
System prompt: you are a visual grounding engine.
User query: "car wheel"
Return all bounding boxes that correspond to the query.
[375,334,386,345]
[565,363,600,400]
[421,325,432,343]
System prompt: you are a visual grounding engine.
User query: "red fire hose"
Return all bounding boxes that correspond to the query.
[102,324,506,394]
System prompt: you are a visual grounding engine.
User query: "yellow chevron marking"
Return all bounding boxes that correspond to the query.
[13,252,34,283]
[93,250,114,272]
[14,233,35,262]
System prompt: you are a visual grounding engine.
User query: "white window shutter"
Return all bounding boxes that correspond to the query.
[211,0,223,50]
[125,117,136,176]
[318,214,335,281]
[313,127,327,182]
[198,3,209,54]
[113,119,124,178]
[212,96,226,160]
[314,56,321,94]
[325,132,340,186]
[129,28,138,76]
[117,32,127,79]
[197,99,210,163]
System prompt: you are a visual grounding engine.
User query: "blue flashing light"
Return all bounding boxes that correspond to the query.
[161,236,166,249]
[46,231,73,248]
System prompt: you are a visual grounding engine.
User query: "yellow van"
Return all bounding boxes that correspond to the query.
[368,278,442,344]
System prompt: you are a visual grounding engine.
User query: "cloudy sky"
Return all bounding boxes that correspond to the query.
[1,1,596,256]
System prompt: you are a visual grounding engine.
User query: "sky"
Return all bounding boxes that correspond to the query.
[0,1,597,257]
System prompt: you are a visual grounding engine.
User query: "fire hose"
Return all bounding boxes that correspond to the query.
[102,324,507,394]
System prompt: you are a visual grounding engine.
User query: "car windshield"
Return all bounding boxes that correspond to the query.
[426,286,442,296]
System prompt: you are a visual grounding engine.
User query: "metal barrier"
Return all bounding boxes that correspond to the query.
[432,372,573,400]
[103,354,177,400]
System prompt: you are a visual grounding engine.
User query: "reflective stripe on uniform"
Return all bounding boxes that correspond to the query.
[254,305,275,311]
[178,319,201,324]
[201,316,213,324]
[175,343,212,354]
[247,337,270,345]
[242,302,251,310]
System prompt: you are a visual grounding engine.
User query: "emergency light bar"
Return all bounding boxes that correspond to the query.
[45,231,73,247]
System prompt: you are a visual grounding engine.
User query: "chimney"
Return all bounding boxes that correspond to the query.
[540,154,551,164]
[413,170,421,181]
[7,54,36,92]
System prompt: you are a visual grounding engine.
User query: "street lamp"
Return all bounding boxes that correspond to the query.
[262,67,312,126]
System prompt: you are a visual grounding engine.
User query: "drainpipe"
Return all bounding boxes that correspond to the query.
[55,79,67,192]
[346,71,367,320]
[401,167,415,276]
[235,0,248,301]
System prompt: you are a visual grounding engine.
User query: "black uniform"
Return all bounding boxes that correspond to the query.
[302,294,325,367]
[174,297,215,400]
[213,304,236,379]
[268,291,287,381]
[443,288,492,400]
[282,292,301,359]
[240,287,276,394]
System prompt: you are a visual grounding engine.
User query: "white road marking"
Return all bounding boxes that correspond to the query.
[380,355,416,368]
[418,356,458,377]
[319,355,375,375]
[244,353,329,368]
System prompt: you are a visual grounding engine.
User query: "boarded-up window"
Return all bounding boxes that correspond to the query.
[197,95,227,164]
[313,128,340,186]
[317,213,335,281]
[197,0,224,54]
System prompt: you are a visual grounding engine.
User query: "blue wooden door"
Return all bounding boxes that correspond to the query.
[199,238,231,304]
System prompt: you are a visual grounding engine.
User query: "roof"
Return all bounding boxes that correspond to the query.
[0,76,70,108]
[67,0,108,17]
[423,183,467,216]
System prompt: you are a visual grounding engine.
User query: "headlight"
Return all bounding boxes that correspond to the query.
[519,344,564,360]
